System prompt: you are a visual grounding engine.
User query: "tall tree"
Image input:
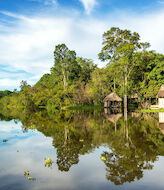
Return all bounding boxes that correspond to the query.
[98,27,149,110]
[76,57,97,84]
[51,44,81,89]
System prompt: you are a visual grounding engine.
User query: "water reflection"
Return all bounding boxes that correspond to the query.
[159,112,164,135]
[0,109,164,189]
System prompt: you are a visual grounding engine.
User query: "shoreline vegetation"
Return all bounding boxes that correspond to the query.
[62,105,164,112]
[0,27,164,114]
[61,105,103,111]
[138,109,164,113]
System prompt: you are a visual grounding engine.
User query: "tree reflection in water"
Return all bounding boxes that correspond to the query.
[0,109,164,184]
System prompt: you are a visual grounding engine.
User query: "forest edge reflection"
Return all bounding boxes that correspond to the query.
[0,109,164,186]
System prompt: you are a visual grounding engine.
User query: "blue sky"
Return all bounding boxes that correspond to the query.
[0,0,164,90]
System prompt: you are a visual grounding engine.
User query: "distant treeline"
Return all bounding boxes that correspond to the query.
[0,90,13,99]
[0,27,164,112]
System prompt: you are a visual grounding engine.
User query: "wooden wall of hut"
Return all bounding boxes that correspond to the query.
[104,101,111,108]
[159,112,164,123]
[159,98,164,108]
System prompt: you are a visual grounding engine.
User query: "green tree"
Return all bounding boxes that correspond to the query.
[98,27,149,109]
[77,57,97,84]
[51,44,81,89]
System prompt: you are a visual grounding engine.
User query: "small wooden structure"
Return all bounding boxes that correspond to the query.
[104,92,122,108]
[157,85,164,108]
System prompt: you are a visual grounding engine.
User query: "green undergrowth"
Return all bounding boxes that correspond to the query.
[62,105,103,111]
[137,109,164,113]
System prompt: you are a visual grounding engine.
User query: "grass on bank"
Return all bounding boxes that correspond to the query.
[137,109,164,113]
[62,105,103,111]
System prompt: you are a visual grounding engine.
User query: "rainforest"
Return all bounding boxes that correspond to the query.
[0,28,164,113]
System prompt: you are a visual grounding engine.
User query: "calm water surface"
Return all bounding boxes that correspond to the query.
[0,110,164,190]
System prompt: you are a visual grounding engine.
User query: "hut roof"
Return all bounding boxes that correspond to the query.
[104,92,122,102]
[157,85,164,98]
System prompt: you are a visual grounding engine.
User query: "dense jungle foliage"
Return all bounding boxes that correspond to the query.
[0,27,164,112]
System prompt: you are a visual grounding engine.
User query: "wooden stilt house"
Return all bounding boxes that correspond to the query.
[104,92,122,108]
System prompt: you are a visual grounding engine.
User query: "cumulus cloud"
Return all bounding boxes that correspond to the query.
[79,0,97,14]
[0,11,106,90]
[116,10,164,53]
[0,8,164,90]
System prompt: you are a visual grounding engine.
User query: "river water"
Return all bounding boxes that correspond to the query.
[0,110,164,190]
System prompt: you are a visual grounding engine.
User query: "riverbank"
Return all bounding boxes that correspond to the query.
[137,109,164,113]
[62,105,103,111]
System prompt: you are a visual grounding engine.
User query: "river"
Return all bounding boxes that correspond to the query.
[0,110,164,190]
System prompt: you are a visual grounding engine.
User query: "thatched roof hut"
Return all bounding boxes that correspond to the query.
[157,85,164,98]
[104,92,122,108]
[104,92,122,102]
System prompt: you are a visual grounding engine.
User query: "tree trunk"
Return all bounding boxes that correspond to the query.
[124,65,128,121]
[64,126,69,146]
[114,77,116,92]
[62,68,67,90]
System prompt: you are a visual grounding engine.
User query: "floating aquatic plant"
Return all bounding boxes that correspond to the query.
[44,157,53,167]
[28,177,36,180]
[2,139,8,142]
[24,170,30,176]
[101,156,106,161]
[24,171,36,181]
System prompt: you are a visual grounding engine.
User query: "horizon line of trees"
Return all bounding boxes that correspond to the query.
[0,27,164,112]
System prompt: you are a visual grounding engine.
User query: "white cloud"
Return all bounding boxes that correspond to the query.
[79,0,97,14]
[0,11,106,90]
[0,78,22,90]
[0,8,164,90]
[29,0,57,6]
[158,0,164,5]
[115,10,164,53]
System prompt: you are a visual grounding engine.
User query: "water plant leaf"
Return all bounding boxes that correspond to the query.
[28,177,36,180]
[101,156,106,161]
[44,157,53,167]
[2,139,8,142]
[24,171,30,176]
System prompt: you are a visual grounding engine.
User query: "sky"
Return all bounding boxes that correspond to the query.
[0,0,164,90]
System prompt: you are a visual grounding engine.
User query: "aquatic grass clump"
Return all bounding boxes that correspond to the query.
[44,157,53,168]
[24,170,36,181]
[24,170,30,176]
[101,156,106,161]
[2,139,8,142]
[28,177,36,180]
